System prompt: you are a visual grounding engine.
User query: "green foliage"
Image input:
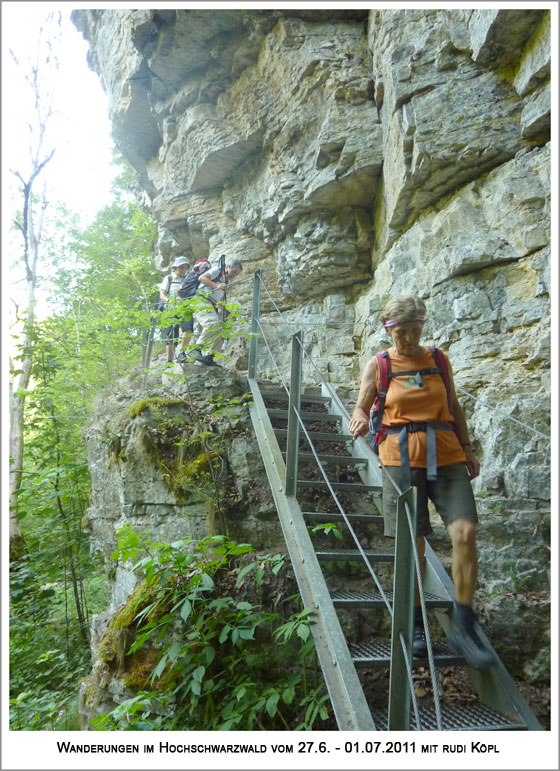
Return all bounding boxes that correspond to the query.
[9,157,157,730]
[89,529,330,731]
[8,153,293,734]
[10,550,108,730]
[308,522,344,541]
[506,566,534,593]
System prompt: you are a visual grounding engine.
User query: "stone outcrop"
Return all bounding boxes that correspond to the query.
[80,364,285,724]
[73,8,551,719]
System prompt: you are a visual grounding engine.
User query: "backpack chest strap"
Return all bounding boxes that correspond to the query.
[385,421,455,488]
[389,367,443,388]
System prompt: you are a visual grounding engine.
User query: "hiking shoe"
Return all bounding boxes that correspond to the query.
[191,349,206,363]
[448,603,495,671]
[199,353,220,367]
[165,359,174,367]
[176,350,187,363]
[412,624,428,659]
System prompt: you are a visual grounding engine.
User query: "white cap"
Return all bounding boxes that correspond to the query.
[172,256,190,268]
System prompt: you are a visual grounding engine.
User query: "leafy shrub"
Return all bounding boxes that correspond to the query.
[90,527,330,730]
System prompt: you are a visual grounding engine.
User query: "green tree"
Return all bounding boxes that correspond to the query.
[10,159,159,730]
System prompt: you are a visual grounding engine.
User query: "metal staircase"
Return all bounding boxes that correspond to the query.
[244,271,542,732]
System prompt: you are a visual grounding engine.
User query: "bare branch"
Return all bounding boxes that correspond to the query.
[30,147,56,186]
[11,169,26,186]
[12,218,25,235]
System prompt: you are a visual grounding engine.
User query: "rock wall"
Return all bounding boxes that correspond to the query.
[73,5,550,578]
[80,366,284,723]
[73,9,551,719]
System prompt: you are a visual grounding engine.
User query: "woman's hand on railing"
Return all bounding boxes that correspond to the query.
[349,414,369,441]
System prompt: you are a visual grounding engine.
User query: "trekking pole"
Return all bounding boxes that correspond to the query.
[142,314,158,387]
[219,254,227,323]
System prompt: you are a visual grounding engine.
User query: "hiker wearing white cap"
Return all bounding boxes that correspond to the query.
[159,256,192,365]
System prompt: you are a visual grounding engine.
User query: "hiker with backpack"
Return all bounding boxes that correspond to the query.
[158,257,211,365]
[190,257,243,367]
[348,295,494,671]
[159,256,192,365]
[175,259,211,363]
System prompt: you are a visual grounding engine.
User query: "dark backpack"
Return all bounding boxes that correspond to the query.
[369,346,450,453]
[177,270,201,299]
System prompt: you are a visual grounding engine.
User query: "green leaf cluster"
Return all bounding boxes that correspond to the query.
[90,529,331,731]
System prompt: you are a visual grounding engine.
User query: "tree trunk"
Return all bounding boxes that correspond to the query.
[9,358,27,560]
[9,170,50,560]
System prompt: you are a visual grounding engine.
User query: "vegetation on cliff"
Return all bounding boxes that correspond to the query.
[9,162,160,729]
[88,529,331,730]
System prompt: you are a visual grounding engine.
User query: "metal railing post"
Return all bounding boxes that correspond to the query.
[285,331,302,497]
[388,486,417,730]
[248,270,261,380]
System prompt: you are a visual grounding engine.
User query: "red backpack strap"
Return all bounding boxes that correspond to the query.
[370,350,391,434]
[427,346,450,393]
[376,350,391,396]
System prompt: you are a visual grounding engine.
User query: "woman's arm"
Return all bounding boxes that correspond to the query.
[349,358,378,440]
[446,358,480,480]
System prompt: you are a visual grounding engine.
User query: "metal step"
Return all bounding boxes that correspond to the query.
[316,548,394,563]
[371,701,523,731]
[298,479,382,493]
[261,390,332,405]
[268,408,341,423]
[288,452,367,467]
[349,638,463,669]
[303,511,384,525]
[274,428,353,442]
[331,588,452,610]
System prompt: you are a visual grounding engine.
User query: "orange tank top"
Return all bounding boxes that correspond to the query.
[375,347,466,468]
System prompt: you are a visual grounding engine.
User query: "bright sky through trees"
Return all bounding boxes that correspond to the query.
[3,4,120,326]
[2,4,116,225]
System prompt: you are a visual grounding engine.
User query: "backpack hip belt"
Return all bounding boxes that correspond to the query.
[385,421,455,490]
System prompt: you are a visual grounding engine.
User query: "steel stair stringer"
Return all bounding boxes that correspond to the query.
[247,377,376,730]
[423,541,543,730]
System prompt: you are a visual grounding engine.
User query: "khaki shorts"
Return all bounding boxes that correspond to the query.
[382,463,478,538]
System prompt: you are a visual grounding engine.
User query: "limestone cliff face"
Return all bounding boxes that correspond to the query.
[74,5,550,561]
[73,9,550,719]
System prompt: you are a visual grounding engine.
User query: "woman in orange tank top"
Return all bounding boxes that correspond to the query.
[349,295,494,671]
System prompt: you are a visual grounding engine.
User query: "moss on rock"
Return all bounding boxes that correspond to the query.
[127,397,185,420]
[98,580,168,666]
[122,648,162,690]
[9,533,27,562]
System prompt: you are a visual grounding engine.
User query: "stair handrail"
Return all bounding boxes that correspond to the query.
[290,391,394,617]
[381,461,444,731]
[248,271,544,731]
[285,332,436,729]
[250,271,437,729]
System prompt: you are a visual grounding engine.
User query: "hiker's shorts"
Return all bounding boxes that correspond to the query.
[164,314,193,344]
[381,462,478,538]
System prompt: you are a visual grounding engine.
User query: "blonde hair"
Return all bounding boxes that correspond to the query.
[380,295,426,327]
